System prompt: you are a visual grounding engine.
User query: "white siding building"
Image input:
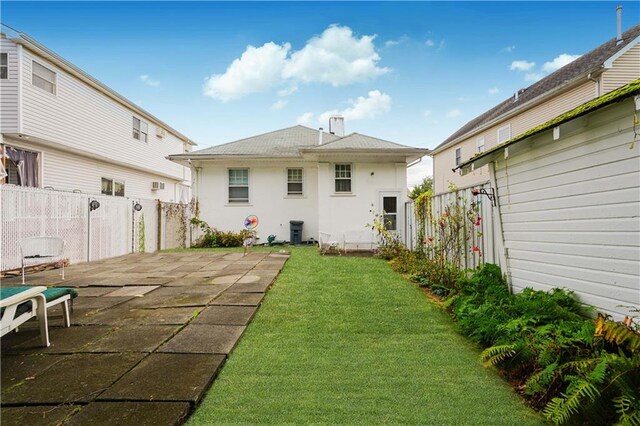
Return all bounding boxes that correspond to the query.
[0,25,194,201]
[169,124,428,247]
[456,80,640,320]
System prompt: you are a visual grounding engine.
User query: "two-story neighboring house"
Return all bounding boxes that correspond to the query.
[431,24,640,195]
[0,25,195,202]
[168,123,428,247]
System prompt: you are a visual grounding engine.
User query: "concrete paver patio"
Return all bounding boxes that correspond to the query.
[0,250,288,425]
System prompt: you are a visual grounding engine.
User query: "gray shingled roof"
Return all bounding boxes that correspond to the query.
[184,126,340,157]
[435,24,640,151]
[306,133,417,151]
[177,125,426,158]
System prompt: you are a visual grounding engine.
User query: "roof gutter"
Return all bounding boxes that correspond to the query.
[431,66,605,155]
[4,27,196,146]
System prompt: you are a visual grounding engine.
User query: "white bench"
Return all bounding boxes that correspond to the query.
[20,237,66,285]
[342,230,377,253]
[319,232,343,255]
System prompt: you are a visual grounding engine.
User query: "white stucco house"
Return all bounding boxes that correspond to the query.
[0,24,195,202]
[455,79,640,320]
[168,123,428,247]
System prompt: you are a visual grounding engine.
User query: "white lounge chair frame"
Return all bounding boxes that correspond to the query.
[1,286,50,347]
[20,237,66,285]
[319,232,343,255]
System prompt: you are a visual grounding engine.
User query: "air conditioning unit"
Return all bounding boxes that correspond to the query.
[156,127,166,138]
[151,181,165,191]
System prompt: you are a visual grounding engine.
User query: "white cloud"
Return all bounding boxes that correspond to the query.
[488,87,500,95]
[139,74,160,87]
[283,25,389,86]
[500,45,515,53]
[318,90,392,124]
[542,53,581,73]
[525,73,544,82]
[203,25,388,101]
[385,35,408,48]
[277,85,298,97]
[296,112,315,126]
[510,60,535,71]
[425,39,435,47]
[446,109,461,118]
[270,100,288,111]
[438,40,446,50]
[203,42,291,102]
[423,110,432,117]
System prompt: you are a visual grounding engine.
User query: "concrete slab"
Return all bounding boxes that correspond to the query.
[92,276,173,286]
[80,306,203,326]
[3,326,114,354]
[198,261,233,271]
[210,274,244,285]
[226,281,272,293]
[222,253,244,261]
[164,276,216,286]
[211,292,266,306]
[1,354,66,391]
[71,296,133,310]
[193,306,258,326]
[105,286,159,297]
[76,287,118,297]
[254,261,287,270]
[84,325,179,353]
[158,324,245,354]
[64,402,190,426]
[236,274,261,284]
[1,353,145,404]
[1,405,80,426]
[119,289,218,309]
[99,353,225,402]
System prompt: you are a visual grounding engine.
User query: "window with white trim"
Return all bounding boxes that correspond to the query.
[334,164,352,193]
[32,61,56,94]
[497,124,511,144]
[455,147,462,166]
[287,168,303,196]
[3,145,39,187]
[0,53,8,79]
[133,117,148,142]
[101,178,125,196]
[229,168,249,203]
[476,136,485,153]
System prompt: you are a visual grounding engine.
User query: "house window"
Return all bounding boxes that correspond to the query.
[133,117,148,142]
[3,145,39,187]
[334,164,352,193]
[32,61,56,94]
[0,53,7,79]
[476,136,485,153]
[382,196,398,231]
[229,168,249,203]
[455,147,462,166]
[101,178,125,196]
[287,168,303,196]
[497,124,511,144]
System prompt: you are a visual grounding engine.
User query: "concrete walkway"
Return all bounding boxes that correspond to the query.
[1,250,288,425]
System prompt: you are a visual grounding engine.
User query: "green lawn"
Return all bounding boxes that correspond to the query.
[189,247,542,425]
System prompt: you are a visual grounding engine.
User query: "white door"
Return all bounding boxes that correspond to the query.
[379,191,402,240]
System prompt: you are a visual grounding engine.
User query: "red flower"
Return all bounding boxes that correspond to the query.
[474,220,481,226]
[473,246,479,252]
[428,236,434,242]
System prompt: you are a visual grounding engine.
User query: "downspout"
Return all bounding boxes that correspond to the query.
[588,73,600,97]
[407,157,422,168]
[488,161,512,294]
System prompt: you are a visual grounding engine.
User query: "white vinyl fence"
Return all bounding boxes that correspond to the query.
[406,183,498,270]
[0,185,166,272]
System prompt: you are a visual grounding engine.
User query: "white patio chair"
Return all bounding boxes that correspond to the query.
[319,232,342,255]
[0,286,50,347]
[20,237,66,285]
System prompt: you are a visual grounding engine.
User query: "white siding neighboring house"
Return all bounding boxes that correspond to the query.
[432,24,640,195]
[456,80,640,320]
[0,25,195,201]
[169,125,428,247]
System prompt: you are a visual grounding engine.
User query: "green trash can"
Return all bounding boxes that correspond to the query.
[289,221,304,245]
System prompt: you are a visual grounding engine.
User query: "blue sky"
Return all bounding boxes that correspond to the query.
[3,1,639,185]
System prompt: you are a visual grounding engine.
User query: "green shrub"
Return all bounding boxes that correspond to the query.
[190,217,248,248]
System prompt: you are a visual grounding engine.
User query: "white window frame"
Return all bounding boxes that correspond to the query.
[0,53,8,80]
[133,117,149,142]
[32,60,56,94]
[228,168,249,203]
[455,147,462,167]
[497,124,511,144]
[334,163,353,194]
[101,177,125,197]
[476,136,485,153]
[286,168,304,197]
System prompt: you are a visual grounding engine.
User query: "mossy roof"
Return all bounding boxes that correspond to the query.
[456,78,640,173]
